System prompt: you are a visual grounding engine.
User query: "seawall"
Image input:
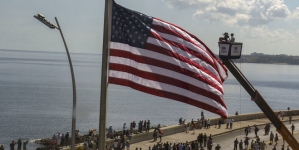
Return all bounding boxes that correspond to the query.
[105,110,299,146]
[56,110,299,150]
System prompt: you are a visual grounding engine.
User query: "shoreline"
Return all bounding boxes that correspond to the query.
[34,110,299,150]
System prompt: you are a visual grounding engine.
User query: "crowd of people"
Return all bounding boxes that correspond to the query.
[5,139,28,150]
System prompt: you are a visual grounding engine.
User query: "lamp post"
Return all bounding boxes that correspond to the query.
[34,14,77,150]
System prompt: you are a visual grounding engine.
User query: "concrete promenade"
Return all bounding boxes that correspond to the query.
[61,110,299,150]
[130,115,299,150]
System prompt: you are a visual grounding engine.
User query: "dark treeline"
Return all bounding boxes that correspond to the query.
[225,53,299,65]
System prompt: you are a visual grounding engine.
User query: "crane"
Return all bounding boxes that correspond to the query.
[218,38,299,149]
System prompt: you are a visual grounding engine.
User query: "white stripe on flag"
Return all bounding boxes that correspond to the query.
[109,70,228,115]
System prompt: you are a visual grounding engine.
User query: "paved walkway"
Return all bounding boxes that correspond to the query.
[130,116,299,150]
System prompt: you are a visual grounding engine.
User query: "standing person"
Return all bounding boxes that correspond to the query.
[218,118,222,128]
[270,131,274,144]
[10,140,17,150]
[108,126,113,139]
[23,140,28,150]
[61,134,65,146]
[203,133,207,147]
[254,125,259,137]
[201,110,204,118]
[248,125,251,133]
[51,134,57,147]
[123,123,127,134]
[65,131,69,146]
[260,141,267,150]
[57,132,62,146]
[208,139,213,150]
[186,123,190,133]
[17,139,22,150]
[275,133,279,146]
[126,140,131,150]
[158,128,163,142]
[244,137,249,149]
[239,140,243,150]
[230,118,234,129]
[291,124,295,135]
[113,139,118,150]
[250,140,254,150]
[146,120,150,132]
[226,118,229,129]
[0,145,4,150]
[153,129,157,141]
[207,119,210,129]
[230,33,235,42]
[192,122,196,135]
[233,138,238,150]
[198,133,203,148]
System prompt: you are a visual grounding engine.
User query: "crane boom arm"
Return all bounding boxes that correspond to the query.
[222,59,299,149]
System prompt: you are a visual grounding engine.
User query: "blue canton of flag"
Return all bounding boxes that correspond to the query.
[111,2,152,49]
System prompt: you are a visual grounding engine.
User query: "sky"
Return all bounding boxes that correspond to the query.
[0,0,299,56]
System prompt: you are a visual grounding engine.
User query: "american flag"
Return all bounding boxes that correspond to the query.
[109,1,228,117]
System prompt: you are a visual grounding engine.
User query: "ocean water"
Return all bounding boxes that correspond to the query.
[0,49,299,149]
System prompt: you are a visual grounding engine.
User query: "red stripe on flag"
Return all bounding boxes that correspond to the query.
[152,18,227,81]
[109,77,227,117]
[145,40,222,84]
[109,63,225,106]
[110,49,224,94]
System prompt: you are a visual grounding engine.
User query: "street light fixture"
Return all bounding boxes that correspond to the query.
[34,13,77,150]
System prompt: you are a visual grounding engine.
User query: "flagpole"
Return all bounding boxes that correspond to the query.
[99,0,112,150]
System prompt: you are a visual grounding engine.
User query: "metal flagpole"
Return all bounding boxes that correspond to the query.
[55,17,77,150]
[99,0,112,150]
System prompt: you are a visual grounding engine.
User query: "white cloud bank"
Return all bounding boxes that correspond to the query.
[162,0,293,27]
[162,0,299,46]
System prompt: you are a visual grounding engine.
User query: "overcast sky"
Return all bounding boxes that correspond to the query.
[1,0,299,55]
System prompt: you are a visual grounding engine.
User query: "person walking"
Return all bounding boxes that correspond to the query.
[245,126,249,137]
[233,138,238,150]
[254,125,259,137]
[275,133,279,146]
[270,131,274,144]
[291,124,295,135]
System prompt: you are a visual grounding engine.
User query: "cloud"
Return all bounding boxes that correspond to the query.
[162,0,292,27]
[266,4,290,18]
[246,26,297,43]
[291,7,299,19]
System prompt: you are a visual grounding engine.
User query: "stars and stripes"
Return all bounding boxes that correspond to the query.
[109,0,228,117]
